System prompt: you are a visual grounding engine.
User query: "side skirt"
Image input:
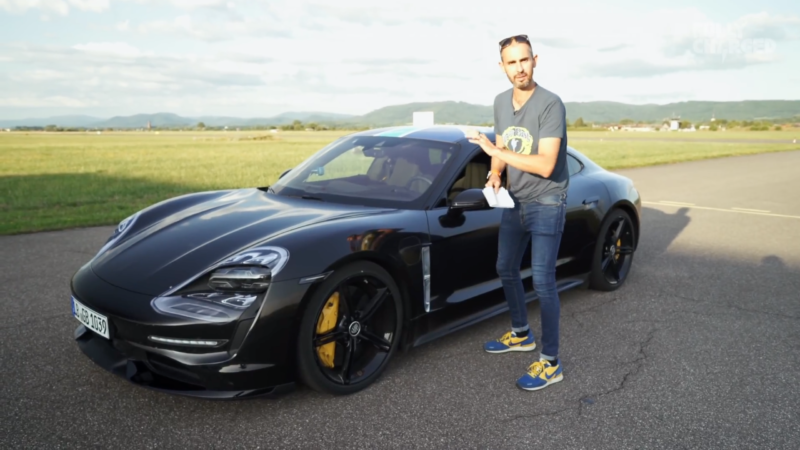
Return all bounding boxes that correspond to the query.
[407,275,588,349]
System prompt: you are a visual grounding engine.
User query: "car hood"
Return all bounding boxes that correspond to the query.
[91,188,390,296]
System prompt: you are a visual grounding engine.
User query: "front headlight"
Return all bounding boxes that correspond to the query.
[208,266,271,292]
[150,246,289,323]
[216,246,289,275]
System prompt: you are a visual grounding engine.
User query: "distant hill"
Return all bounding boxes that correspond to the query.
[2,100,797,129]
[93,113,192,128]
[0,111,356,129]
[562,100,800,123]
[349,101,493,127]
[0,115,102,128]
[339,100,800,126]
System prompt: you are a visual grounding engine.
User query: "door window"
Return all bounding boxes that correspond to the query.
[567,154,583,176]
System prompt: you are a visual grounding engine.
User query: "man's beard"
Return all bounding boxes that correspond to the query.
[510,73,532,88]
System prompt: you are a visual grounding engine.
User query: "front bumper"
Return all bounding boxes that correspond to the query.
[70,264,311,399]
[73,324,295,399]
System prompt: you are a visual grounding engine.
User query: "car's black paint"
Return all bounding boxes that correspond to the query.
[70,125,641,398]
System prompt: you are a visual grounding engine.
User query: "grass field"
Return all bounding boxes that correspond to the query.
[2,129,799,235]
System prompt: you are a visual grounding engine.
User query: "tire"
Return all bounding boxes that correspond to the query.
[588,208,636,291]
[296,260,403,395]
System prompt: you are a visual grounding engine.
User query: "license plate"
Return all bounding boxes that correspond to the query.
[72,296,110,339]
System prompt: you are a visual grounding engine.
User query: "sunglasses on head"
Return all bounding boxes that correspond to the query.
[499,34,529,50]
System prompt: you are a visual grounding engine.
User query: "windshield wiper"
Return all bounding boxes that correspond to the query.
[300,194,325,201]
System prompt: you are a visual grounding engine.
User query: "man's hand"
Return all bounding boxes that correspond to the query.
[485,173,502,193]
[468,133,501,157]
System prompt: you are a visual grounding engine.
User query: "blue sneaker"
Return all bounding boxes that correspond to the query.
[484,331,536,353]
[517,359,563,391]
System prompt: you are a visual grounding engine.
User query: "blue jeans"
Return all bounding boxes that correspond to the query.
[496,192,567,360]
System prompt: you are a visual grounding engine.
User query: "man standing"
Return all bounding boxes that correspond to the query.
[467,34,570,391]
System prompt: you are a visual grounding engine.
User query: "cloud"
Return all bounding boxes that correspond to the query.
[0,95,91,107]
[661,12,800,59]
[135,14,290,41]
[563,10,799,79]
[67,0,107,11]
[2,2,799,118]
[0,0,108,14]
[576,56,776,79]
[530,37,584,50]
[73,41,147,57]
[598,44,630,53]
[129,0,230,10]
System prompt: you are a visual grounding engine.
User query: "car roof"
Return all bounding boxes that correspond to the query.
[348,125,594,169]
[350,125,495,144]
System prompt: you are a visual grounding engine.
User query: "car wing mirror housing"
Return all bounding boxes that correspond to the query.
[449,188,488,213]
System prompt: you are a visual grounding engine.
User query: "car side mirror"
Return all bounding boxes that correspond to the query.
[449,188,488,212]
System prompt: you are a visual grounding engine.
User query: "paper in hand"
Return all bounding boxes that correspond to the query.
[482,187,515,208]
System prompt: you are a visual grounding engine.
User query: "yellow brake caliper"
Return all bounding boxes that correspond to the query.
[316,292,339,368]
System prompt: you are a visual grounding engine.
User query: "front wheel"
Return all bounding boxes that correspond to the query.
[588,208,636,291]
[296,261,403,395]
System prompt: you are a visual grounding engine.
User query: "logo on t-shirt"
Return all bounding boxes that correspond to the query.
[501,126,533,155]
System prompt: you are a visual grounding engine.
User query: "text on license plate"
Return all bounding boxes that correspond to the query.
[72,296,109,339]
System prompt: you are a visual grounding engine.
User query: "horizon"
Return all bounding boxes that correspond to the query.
[3,98,800,122]
[2,0,800,120]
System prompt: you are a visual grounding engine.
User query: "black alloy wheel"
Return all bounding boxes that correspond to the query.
[589,208,636,291]
[296,261,403,395]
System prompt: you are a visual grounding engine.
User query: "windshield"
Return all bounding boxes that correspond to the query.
[270,135,459,207]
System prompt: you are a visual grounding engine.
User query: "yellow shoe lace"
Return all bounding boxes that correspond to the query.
[497,331,513,344]
[527,361,545,377]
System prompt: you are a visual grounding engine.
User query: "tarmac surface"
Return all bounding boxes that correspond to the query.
[2,151,800,449]
[569,136,799,144]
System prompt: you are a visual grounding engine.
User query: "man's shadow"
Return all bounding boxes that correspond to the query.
[638,206,691,260]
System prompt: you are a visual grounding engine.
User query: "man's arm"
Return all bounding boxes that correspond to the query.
[492,137,560,178]
[490,100,507,177]
[490,134,507,175]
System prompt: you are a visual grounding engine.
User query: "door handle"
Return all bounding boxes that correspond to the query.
[582,196,599,209]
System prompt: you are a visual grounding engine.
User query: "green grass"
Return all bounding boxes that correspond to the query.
[1,129,799,235]
[567,129,798,141]
[572,140,800,169]
[0,130,349,234]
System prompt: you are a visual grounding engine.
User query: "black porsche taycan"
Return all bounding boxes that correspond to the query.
[70,125,641,398]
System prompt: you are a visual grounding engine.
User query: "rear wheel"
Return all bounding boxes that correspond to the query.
[589,208,636,291]
[296,261,403,395]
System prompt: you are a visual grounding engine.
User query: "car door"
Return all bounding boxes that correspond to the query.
[474,152,596,287]
[424,149,503,312]
[554,152,608,277]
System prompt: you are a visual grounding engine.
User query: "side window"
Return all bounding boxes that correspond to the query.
[446,152,491,201]
[567,154,583,176]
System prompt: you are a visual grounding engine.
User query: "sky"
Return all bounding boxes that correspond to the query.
[1,0,799,119]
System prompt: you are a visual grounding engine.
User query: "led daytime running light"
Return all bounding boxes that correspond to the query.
[148,336,222,347]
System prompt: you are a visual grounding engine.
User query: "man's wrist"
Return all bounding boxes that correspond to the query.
[487,169,502,179]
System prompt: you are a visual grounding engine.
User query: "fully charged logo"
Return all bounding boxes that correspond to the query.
[502,126,534,155]
[689,21,777,62]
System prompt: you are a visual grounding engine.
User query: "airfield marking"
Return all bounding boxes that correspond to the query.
[731,207,771,213]
[659,200,695,206]
[644,201,800,220]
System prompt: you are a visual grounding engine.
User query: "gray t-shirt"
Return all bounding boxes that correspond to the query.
[493,84,569,203]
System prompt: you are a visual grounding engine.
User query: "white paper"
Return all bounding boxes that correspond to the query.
[483,187,515,208]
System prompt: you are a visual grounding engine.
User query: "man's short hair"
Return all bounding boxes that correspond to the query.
[499,34,533,59]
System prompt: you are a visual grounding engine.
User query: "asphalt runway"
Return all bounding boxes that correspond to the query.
[569,136,799,144]
[2,151,800,449]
